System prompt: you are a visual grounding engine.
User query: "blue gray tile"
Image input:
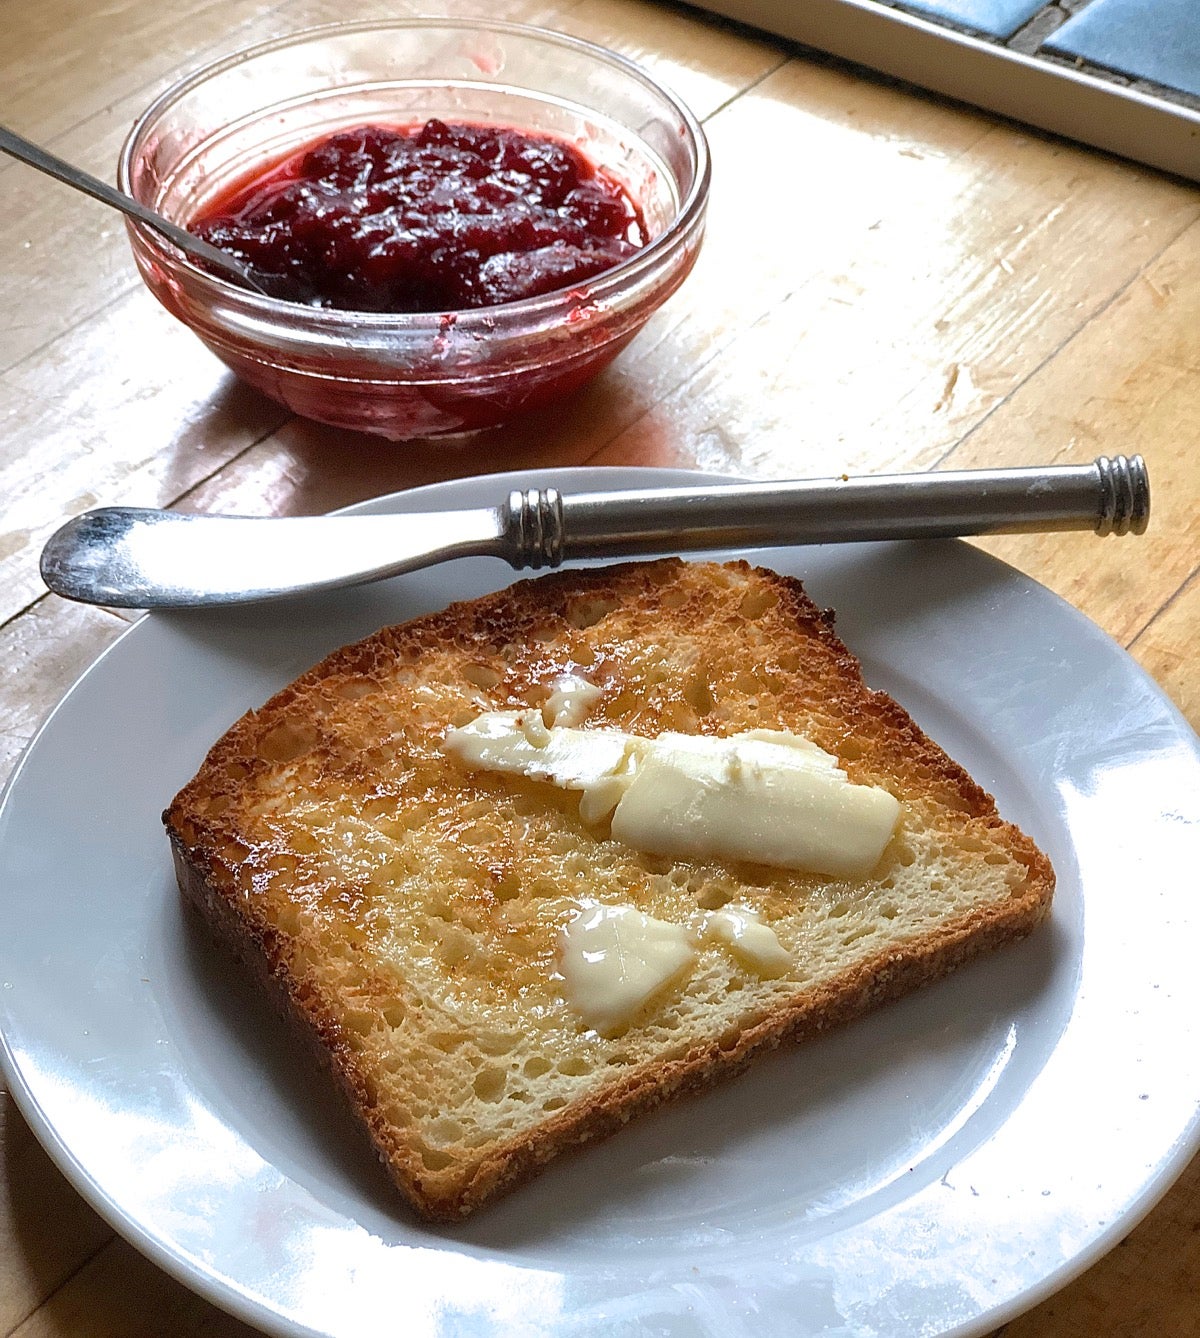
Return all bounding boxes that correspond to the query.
[1046,0,1200,97]
[893,0,1048,39]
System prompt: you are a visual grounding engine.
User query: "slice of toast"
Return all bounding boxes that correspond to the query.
[164,559,1053,1221]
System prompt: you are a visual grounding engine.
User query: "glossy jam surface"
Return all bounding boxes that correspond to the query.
[191,120,649,312]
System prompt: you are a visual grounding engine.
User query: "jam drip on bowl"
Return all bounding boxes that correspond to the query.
[190,119,649,312]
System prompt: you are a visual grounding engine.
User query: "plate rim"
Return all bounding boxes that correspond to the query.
[2,463,1199,1338]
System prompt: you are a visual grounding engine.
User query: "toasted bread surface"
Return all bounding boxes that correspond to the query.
[164,559,1053,1220]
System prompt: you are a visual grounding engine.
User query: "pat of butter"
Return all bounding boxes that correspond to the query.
[703,906,791,978]
[558,900,695,1033]
[611,729,899,878]
[445,709,632,790]
[543,672,604,727]
[443,717,899,878]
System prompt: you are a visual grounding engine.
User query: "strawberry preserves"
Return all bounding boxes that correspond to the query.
[191,119,648,311]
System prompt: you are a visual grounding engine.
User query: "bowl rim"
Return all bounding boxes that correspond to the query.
[118,15,711,331]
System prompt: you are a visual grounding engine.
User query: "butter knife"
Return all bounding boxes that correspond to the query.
[39,455,1149,609]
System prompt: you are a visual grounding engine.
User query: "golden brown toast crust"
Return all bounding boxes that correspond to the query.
[164,559,1054,1221]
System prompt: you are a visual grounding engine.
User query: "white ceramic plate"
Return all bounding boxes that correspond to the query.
[2,467,1198,1338]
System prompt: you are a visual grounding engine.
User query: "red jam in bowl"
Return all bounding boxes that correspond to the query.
[190,119,649,312]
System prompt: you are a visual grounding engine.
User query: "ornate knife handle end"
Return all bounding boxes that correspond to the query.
[506,488,565,569]
[1094,455,1150,537]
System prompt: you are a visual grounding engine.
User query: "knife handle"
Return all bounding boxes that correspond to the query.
[504,455,1149,569]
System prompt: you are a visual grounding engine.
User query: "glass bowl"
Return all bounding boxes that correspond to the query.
[118,18,709,440]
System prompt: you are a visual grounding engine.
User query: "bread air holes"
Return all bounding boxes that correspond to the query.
[739,587,779,620]
[461,820,502,849]
[477,1032,520,1056]
[605,688,641,721]
[196,793,230,819]
[436,925,478,966]
[490,869,523,902]
[463,663,502,690]
[334,678,375,701]
[275,905,305,935]
[567,597,618,629]
[473,1067,507,1102]
[258,719,319,763]
[682,672,715,716]
[427,1116,464,1147]
[341,1008,376,1037]
[694,882,733,911]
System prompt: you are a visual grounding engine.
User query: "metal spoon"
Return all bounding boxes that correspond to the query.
[0,124,270,296]
[39,456,1149,610]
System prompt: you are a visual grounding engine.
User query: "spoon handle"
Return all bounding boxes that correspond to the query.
[0,124,267,293]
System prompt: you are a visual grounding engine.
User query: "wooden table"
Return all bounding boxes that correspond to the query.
[2,0,1197,1333]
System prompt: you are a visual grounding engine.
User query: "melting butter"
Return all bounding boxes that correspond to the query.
[543,671,604,727]
[445,709,631,789]
[444,715,899,878]
[557,900,695,1034]
[702,906,791,977]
